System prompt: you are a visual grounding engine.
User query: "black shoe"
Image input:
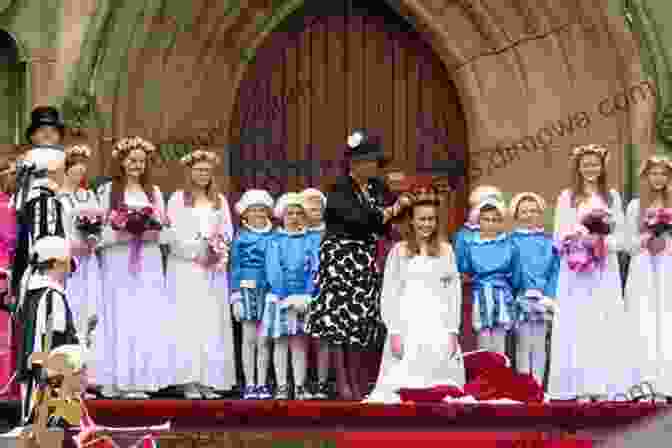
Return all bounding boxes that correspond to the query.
[274,385,291,400]
[313,381,329,400]
[295,385,312,400]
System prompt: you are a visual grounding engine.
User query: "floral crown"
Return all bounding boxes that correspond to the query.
[65,144,92,159]
[639,154,672,177]
[571,144,609,163]
[111,136,156,159]
[179,149,220,166]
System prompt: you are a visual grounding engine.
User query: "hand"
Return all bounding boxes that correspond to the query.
[398,193,414,209]
[390,334,403,360]
[647,236,666,255]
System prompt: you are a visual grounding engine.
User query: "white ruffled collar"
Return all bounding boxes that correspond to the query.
[473,232,508,244]
[306,223,325,232]
[277,227,307,236]
[513,227,545,234]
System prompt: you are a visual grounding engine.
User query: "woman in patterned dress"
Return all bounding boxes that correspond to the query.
[96,137,171,398]
[56,144,104,383]
[305,130,407,400]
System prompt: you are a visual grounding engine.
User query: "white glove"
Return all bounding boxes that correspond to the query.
[231,292,243,321]
[286,295,311,313]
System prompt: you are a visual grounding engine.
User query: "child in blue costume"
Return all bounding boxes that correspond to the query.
[509,192,560,386]
[230,189,275,400]
[458,198,521,354]
[454,186,505,273]
[260,192,320,400]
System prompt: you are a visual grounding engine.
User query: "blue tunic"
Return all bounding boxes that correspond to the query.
[453,223,479,273]
[457,232,521,331]
[510,229,560,324]
[260,229,321,337]
[231,227,274,321]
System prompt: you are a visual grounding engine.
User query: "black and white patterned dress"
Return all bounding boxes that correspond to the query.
[306,176,387,348]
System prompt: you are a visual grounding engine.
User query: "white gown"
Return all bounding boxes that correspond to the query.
[165,191,236,390]
[624,199,672,395]
[548,189,631,399]
[368,243,465,403]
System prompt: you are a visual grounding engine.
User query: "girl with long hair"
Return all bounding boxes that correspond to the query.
[56,144,104,387]
[165,149,234,398]
[548,144,629,401]
[367,195,464,403]
[96,136,171,398]
[625,154,672,397]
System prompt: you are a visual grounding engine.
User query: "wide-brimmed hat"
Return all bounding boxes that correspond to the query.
[25,106,65,142]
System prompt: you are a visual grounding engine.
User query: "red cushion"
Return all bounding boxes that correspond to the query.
[463,367,544,403]
[398,385,465,402]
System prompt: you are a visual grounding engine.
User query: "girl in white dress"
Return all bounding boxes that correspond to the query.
[548,144,629,401]
[166,149,235,398]
[367,198,464,403]
[625,154,672,397]
[97,136,171,398]
[56,144,105,384]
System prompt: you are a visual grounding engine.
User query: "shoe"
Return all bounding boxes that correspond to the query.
[195,384,222,400]
[182,383,202,400]
[313,381,329,400]
[295,385,312,400]
[121,391,149,400]
[242,385,257,400]
[256,385,273,400]
[99,385,121,399]
[274,385,291,400]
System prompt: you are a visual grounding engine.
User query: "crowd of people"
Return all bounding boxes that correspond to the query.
[0,106,670,425]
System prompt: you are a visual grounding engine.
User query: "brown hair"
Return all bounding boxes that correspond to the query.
[183,157,223,210]
[570,152,611,208]
[642,161,672,209]
[400,199,442,257]
[109,149,155,210]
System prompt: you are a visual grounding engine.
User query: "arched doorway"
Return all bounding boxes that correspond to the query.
[228,0,469,232]
[0,29,25,158]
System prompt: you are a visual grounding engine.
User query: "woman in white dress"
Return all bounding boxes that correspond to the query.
[624,154,672,397]
[166,149,235,398]
[97,136,171,398]
[548,143,629,401]
[56,144,105,383]
[367,197,464,403]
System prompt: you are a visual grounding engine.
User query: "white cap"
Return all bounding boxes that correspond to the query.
[469,185,503,207]
[23,146,65,171]
[31,236,70,263]
[274,192,304,219]
[234,189,274,216]
[475,198,507,218]
[301,188,326,208]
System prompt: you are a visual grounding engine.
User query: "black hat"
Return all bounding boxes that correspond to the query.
[25,106,65,143]
[346,129,386,162]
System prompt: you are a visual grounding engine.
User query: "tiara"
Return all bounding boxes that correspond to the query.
[179,149,220,166]
[571,144,609,162]
[639,154,672,176]
[111,136,156,159]
[65,144,92,159]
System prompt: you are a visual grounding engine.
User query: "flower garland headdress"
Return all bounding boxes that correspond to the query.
[179,149,220,166]
[510,192,547,218]
[65,144,92,159]
[638,154,672,177]
[571,144,610,164]
[111,136,156,159]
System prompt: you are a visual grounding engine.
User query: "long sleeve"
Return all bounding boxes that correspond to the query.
[553,189,575,241]
[456,237,473,275]
[217,194,234,240]
[0,197,16,262]
[265,237,287,298]
[543,246,561,298]
[509,242,522,295]
[165,191,201,260]
[96,182,116,248]
[231,237,242,292]
[604,190,625,253]
[325,178,385,236]
[625,198,642,256]
[380,243,403,334]
[443,247,462,334]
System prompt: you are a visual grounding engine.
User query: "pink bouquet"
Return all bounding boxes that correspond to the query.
[555,232,606,273]
[108,205,163,236]
[195,232,231,270]
[642,207,672,238]
[580,208,613,235]
[75,209,104,245]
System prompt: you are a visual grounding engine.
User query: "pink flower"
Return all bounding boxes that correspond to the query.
[567,250,589,271]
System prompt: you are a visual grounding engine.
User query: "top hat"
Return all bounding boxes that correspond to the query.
[25,106,65,142]
[346,129,386,162]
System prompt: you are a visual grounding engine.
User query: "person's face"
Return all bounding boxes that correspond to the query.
[244,205,270,229]
[284,205,306,231]
[479,208,504,234]
[123,149,146,179]
[578,154,603,183]
[351,159,379,182]
[385,170,405,192]
[66,162,87,187]
[191,161,214,189]
[411,205,438,240]
[31,126,61,146]
[516,199,543,229]
[432,177,453,198]
[303,197,323,226]
[647,165,670,192]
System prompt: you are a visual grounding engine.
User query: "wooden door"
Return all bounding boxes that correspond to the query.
[0,30,23,159]
[229,0,469,234]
